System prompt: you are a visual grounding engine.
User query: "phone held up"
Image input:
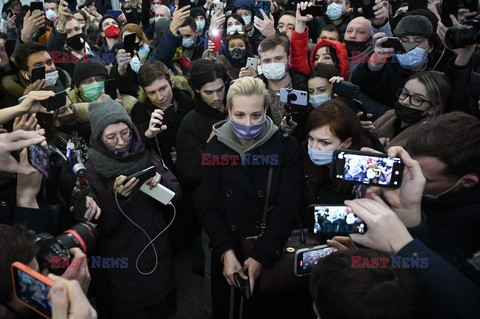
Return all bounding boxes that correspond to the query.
[294,245,336,276]
[28,144,51,179]
[11,261,54,319]
[310,204,368,235]
[331,150,404,188]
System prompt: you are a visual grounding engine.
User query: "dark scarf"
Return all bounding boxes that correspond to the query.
[87,127,149,179]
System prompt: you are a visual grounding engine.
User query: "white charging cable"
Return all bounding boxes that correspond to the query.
[115,187,176,275]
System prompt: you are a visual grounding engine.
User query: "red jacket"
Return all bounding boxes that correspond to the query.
[290,26,350,79]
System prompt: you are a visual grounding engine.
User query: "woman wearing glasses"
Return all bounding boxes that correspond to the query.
[373,71,451,148]
[84,97,181,319]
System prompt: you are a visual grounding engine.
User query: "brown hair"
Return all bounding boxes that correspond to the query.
[121,23,151,46]
[406,71,451,116]
[305,99,362,148]
[138,60,171,88]
[258,35,290,58]
[406,112,480,178]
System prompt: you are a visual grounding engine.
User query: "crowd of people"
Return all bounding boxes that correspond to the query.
[0,0,479,318]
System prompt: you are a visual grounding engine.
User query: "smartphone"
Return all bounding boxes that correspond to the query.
[28,144,51,179]
[332,82,360,100]
[331,150,404,188]
[255,0,271,20]
[106,9,122,19]
[178,0,191,10]
[382,37,419,54]
[123,33,137,57]
[246,57,258,71]
[279,88,308,106]
[123,165,156,185]
[11,261,54,319]
[210,29,222,52]
[41,91,67,111]
[30,2,44,14]
[213,1,224,13]
[31,66,45,83]
[67,0,77,12]
[161,105,176,125]
[104,78,117,99]
[294,245,336,276]
[310,204,368,234]
[300,3,326,17]
[360,0,375,19]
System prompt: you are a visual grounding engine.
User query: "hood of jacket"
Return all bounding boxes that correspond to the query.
[212,116,278,154]
[310,39,350,79]
[233,0,255,12]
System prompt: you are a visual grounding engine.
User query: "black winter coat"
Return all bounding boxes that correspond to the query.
[200,131,302,268]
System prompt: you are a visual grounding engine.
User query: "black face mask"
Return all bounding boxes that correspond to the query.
[343,39,369,57]
[57,114,79,132]
[394,101,426,124]
[66,33,86,51]
[230,48,247,61]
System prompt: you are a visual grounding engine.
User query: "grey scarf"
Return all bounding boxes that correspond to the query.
[87,147,149,179]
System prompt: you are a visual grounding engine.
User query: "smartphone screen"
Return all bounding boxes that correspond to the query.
[310,204,367,234]
[255,1,271,19]
[11,262,54,319]
[28,144,50,179]
[123,33,137,57]
[123,165,156,185]
[31,66,45,83]
[295,245,336,276]
[332,150,404,188]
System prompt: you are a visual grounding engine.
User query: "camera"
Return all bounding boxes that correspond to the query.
[35,221,98,275]
[445,16,480,49]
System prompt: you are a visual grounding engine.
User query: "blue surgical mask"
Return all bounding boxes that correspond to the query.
[81,81,104,102]
[309,92,331,108]
[308,140,346,166]
[45,71,59,87]
[231,117,265,140]
[308,143,334,166]
[396,47,427,69]
[196,20,205,31]
[242,15,252,26]
[182,38,195,48]
[326,3,343,21]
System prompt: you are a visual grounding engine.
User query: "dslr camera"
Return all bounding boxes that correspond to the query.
[35,221,98,275]
[445,16,480,49]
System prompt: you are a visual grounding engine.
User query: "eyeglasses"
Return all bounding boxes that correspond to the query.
[102,129,132,146]
[396,88,431,107]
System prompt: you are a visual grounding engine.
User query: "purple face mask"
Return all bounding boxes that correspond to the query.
[231,118,265,140]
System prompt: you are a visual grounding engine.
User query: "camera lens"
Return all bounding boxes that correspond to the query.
[445,20,480,49]
[56,221,98,253]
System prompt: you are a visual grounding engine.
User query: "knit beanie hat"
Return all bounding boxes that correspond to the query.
[73,58,109,87]
[394,15,433,39]
[190,7,206,20]
[88,97,132,141]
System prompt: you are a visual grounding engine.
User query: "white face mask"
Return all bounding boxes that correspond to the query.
[261,62,287,81]
[46,9,58,21]
[242,15,252,26]
[45,71,59,87]
[227,24,244,35]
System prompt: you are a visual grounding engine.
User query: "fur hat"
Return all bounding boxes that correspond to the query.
[394,15,433,39]
[88,97,132,141]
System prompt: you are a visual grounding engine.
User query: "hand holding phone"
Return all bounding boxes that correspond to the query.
[31,66,45,83]
[11,262,54,318]
[294,245,336,276]
[28,144,51,179]
[332,82,360,100]
[123,33,137,57]
[246,57,258,71]
[210,29,222,52]
[123,166,156,186]
[233,272,251,299]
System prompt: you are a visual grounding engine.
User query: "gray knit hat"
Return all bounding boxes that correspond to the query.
[88,97,132,141]
[73,58,109,87]
[394,15,433,39]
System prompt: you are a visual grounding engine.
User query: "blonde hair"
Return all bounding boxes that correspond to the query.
[226,77,270,111]
[121,23,150,46]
